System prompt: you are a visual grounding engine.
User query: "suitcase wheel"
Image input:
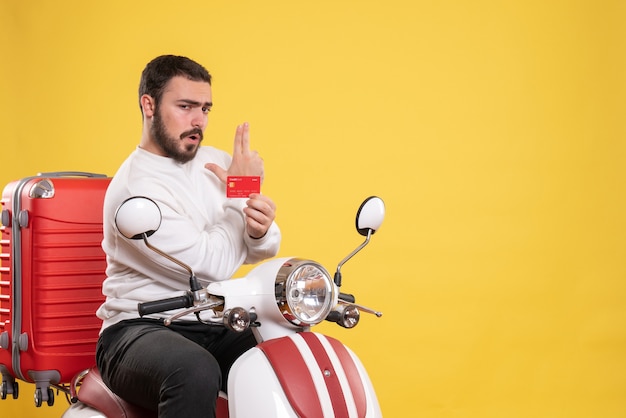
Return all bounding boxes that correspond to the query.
[1,380,18,400]
[34,387,54,407]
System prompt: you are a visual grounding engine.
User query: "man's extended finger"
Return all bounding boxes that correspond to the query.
[241,122,250,154]
[233,124,243,156]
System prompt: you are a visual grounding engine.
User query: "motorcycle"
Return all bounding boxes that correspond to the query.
[62,195,385,418]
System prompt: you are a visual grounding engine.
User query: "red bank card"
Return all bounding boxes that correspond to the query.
[226,176,261,198]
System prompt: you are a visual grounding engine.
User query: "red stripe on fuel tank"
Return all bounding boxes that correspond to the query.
[258,336,324,418]
[300,332,350,417]
[326,336,368,418]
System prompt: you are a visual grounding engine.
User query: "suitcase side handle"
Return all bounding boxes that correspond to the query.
[36,171,108,178]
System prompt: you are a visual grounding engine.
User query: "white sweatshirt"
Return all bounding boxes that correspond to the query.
[96,146,281,331]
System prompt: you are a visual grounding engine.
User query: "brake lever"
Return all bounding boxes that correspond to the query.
[163,296,225,326]
[337,299,383,317]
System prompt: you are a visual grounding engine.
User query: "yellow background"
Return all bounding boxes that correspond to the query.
[1,0,625,416]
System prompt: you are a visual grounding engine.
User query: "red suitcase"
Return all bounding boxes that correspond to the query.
[0,172,110,406]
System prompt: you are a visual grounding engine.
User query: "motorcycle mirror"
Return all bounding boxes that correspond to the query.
[114,196,162,240]
[355,196,385,236]
[334,196,385,287]
[114,196,198,288]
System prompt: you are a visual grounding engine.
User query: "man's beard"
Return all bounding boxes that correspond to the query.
[152,108,203,164]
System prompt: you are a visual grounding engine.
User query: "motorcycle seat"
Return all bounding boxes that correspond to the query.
[75,366,229,417]
[77,366,155,418]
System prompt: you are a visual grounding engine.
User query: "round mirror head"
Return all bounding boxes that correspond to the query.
[114,196,162,240]
[356,196,385,236]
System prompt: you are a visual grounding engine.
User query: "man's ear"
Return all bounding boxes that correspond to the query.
[140,94,156,118]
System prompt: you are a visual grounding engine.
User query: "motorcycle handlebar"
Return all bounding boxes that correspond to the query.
[138,292,194,317]
[338,292,356,303]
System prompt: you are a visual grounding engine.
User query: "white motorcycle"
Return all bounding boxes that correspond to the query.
[62,195,385,418]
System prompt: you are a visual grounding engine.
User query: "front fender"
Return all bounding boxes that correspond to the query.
[228,332,381,418]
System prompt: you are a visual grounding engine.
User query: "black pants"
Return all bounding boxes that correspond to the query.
[96,318,257,418]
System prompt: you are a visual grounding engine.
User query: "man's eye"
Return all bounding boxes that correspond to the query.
[202,107,211,114]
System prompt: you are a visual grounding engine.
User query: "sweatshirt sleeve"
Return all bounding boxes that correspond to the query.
[243,221,281,264]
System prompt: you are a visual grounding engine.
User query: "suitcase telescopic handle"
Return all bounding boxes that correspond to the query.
[36,171,108,178]
[138,293,195,317]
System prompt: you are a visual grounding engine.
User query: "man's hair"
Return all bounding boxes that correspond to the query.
[138,55,212,112]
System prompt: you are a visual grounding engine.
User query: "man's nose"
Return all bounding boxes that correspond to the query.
[191,109,207,129]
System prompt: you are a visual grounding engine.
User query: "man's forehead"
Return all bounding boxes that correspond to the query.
[163,76,212,99]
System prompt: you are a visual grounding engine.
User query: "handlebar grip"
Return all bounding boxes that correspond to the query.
[138,293,194,317]
[339,293,356,303]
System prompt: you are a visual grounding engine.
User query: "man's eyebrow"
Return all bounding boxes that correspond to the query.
[178,99,213,107]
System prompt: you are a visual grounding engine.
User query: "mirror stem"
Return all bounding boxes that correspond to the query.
[334,229,373,287]
[142,234,202,291]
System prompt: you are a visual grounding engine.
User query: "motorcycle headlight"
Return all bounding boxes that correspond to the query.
[275,259,336,326]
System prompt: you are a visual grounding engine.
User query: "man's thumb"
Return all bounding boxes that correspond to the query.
[204,163,227,183]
